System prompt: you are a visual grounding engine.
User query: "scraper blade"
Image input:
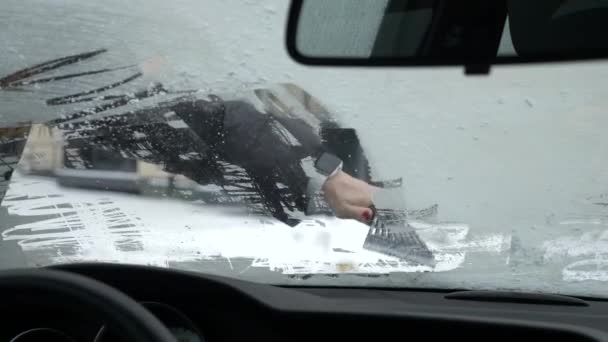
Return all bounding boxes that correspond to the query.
[363,187,436,267]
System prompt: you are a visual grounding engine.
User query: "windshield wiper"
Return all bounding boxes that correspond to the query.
[445,290,589,306]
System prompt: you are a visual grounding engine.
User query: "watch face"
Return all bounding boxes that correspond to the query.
[315,153,342,176]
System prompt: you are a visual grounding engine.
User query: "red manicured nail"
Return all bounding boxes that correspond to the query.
[362,210,371,221]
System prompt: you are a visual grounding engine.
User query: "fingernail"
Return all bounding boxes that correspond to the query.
[362,210,371,221]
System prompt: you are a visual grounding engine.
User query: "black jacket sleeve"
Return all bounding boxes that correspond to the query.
[221,100,324,168]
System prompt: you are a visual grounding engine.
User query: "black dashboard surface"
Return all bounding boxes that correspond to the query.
[4,263,608,342]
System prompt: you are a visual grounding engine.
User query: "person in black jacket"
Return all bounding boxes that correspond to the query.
[173,96,376,223]
[64,95,376,224]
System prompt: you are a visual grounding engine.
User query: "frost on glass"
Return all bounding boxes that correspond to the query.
[1,0,608,300]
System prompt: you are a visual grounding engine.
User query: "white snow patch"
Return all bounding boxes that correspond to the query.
[0,172,505,275]
[542,229,608,282]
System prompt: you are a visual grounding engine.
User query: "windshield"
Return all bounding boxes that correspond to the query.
[2,0,608,299]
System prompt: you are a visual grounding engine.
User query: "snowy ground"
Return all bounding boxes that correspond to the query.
[2,0,608,297]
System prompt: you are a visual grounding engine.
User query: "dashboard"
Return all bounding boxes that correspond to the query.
[2,263,608,342]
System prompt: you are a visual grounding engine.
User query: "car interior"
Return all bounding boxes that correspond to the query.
[3,263,608,342]
[2,1,608,341]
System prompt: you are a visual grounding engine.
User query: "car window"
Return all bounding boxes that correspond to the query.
[297,0,389,57]
[1,0,608,299]
[297,0,516,58]
[498,18,517,56]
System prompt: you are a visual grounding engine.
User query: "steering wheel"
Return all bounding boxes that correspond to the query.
[0,269,177,342]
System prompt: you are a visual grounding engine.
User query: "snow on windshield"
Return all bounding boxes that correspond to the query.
[1,0,608,298]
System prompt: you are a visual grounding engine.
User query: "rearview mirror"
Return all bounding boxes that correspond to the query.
[286,0,608,74]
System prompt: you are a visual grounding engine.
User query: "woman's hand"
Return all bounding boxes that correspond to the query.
[322,170,376,223]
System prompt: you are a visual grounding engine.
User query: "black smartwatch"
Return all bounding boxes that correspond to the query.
[314,152,343,179]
